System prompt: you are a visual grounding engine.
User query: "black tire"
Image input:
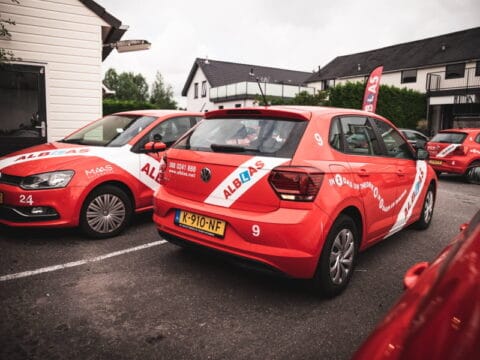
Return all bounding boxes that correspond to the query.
[414,184,435,230]
[80,185,132,238]
[465,161,480,184]
[312,214,359,298]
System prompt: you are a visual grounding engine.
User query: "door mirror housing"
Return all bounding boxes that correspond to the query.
[144,141,166,153]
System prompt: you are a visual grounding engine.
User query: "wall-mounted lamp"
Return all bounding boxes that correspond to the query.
[103,39,151,53]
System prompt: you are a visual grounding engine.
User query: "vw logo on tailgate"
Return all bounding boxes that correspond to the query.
[200,168,211,182]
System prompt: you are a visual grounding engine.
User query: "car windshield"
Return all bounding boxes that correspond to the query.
[61,115,157,147]
[430,132,467,144]
[173,118,307,158]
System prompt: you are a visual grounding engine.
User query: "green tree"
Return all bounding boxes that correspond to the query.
[0,0,20,63]
[102,68,149,102]
[150,71,177,109]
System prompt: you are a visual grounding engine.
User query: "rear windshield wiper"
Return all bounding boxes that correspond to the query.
[210,144,260,153]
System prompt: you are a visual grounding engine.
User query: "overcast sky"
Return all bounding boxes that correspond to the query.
[98,0,480,107]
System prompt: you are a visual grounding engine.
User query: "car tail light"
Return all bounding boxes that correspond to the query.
[268,166,324,201]
[453,145,467,155]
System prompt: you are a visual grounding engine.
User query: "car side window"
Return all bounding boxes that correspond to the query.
[133,116,198,152]
[330,116,382,156]
[149,116,197,146]
[403,131,415,141]
[371,118,414,159]
[475,134,480,144]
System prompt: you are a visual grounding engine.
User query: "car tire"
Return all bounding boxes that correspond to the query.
[312,214,358,298]
[414,185,435,230]
[465,161,480,184]
[80,185,132,239]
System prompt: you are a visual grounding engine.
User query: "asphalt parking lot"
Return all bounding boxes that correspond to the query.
[1,175,479,360]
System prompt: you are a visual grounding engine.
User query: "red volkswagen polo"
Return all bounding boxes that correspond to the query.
[153,106,437,296]
[426,128,480,182]
[0,110,202,238]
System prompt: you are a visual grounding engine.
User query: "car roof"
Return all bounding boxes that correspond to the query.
[440,128,479,133]
[204,106,380,122]
[113,109,202,117]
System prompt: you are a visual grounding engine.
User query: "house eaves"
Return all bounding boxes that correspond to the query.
[306,26,480,83]
[79,0,127,60]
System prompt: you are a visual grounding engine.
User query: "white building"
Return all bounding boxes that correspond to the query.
[182,58,315,112]
[0,0,126,156]
[306,27,480,133]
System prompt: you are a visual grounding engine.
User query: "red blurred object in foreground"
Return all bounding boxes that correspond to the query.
[353,209,480,360]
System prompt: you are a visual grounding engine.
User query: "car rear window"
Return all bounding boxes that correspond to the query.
[173,118,307,158]
[430,132,467,144]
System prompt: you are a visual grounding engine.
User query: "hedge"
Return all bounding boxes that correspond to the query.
[327,82,427,129]
[103,99,157,116]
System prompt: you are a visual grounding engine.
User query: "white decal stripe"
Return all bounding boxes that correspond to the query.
[436,143,460,158]
[204,156,289,208]
[387,160,427,237]
[0,146,161,191]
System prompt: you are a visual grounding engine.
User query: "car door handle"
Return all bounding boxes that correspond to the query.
[358,168,369,177]
[397,169,405,177]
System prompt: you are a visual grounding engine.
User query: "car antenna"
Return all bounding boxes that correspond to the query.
[249,68,268,106]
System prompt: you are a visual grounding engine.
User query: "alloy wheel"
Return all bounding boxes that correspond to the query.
[329,229,355,285]
[86,193,126,234]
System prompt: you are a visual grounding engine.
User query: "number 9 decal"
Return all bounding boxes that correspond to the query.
[252,224,261,237]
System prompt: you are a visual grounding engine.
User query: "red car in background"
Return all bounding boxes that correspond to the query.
[153,106,438,297]
[353,209,480,360]
[0,110,202,238]
[426,128,480,182]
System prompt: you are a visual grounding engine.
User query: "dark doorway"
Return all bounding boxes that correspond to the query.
[0,64,47,156]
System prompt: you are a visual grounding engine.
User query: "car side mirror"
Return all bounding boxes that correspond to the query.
[144,141,167,153]
[403,261,429,290]
[416,148,429,160]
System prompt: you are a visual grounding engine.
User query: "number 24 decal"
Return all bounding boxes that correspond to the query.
[19,194,34,205]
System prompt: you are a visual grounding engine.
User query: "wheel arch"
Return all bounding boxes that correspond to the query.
[337,206,364,248]
[75,180,136,224]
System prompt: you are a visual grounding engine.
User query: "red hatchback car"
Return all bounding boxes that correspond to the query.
[353,209,480,360]
[0,110,202,238]
[153,106,437,296]
[426,128,480,181]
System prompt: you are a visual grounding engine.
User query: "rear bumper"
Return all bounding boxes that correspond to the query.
[428,157,468,174]
[153,191,331,279]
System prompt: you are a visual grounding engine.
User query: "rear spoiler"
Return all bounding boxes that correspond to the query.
[204,107,311,121]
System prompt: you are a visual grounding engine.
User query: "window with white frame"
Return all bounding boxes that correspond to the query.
[194,83,198,98]
[201,81,207,97]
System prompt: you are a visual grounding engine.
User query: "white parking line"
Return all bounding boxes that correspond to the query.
[0,239,167,282]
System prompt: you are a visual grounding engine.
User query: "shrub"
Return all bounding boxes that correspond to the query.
[327,82,426,129]
[103,99,156,116]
